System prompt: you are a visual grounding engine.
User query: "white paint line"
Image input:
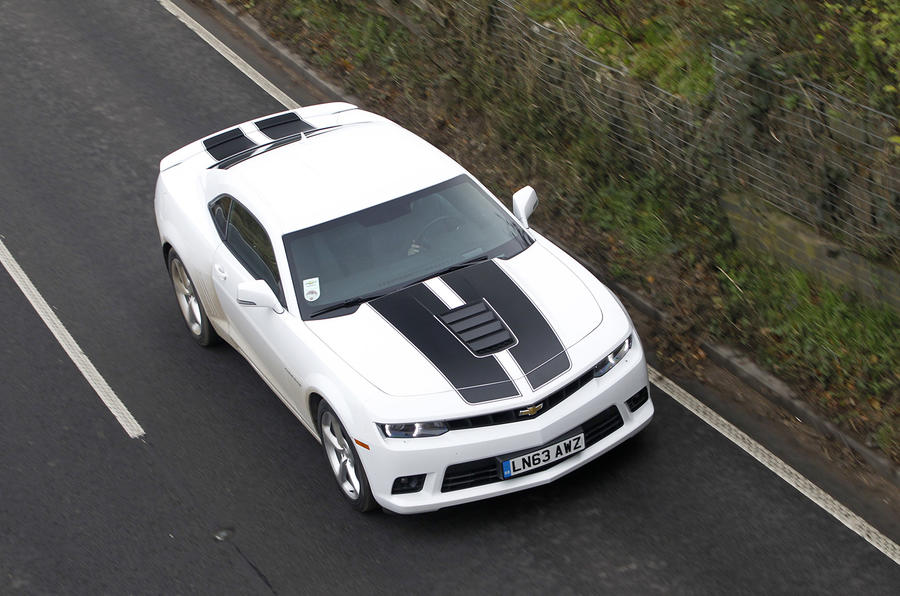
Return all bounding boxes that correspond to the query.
[0,238,145,439]
[158,0,300,110]
[165,2,900,563]
[649,367,900,564]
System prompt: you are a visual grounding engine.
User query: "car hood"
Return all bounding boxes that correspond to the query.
[307,243,604,400]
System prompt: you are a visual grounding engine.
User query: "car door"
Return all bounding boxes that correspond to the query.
[205,195,235,337]
[211,199,298,400]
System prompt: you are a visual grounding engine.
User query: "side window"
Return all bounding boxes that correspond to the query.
[209,196,232,240]
[224,201,283,302]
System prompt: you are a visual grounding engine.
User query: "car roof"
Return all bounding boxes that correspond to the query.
[211,116,467,238]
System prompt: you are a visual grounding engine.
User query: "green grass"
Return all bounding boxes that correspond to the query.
[277,0,412,88]
[520,0,900,114]
[720,253,900,456]
[580,176,674,268]
[521,1,716,103]
[716,253,900,410]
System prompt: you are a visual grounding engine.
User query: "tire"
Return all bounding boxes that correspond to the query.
[167,250,219,346]
[317,402,378,513]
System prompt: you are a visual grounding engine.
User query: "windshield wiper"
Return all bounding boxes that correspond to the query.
[308,290,387,319]
[432,254,491,278]
[403,254,491,289]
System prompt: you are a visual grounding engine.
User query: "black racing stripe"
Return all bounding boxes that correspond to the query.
[255,112,315,139]
[526,351,570,388]
[442,260,570,390]
[203,128,255,161]
[370,284,519,403]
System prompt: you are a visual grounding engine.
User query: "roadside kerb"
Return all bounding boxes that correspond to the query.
[209,0,361,106]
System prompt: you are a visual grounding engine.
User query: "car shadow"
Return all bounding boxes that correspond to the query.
[378,425,658,531]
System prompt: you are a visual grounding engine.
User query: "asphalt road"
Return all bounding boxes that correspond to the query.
[0,0,897,593]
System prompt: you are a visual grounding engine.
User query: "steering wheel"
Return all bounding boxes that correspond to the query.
[409,216,463,255]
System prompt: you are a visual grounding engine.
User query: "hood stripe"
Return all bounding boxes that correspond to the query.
[442,260,570,390]
[370,283,519,403]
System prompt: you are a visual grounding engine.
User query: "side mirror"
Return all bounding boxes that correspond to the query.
[512,186,538,229]
[237,279,284,314]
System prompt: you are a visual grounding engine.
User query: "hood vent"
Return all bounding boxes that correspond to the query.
[439,299,516,356]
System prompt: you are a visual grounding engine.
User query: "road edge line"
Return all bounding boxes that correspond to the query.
[0,237,145,439]
[650,367,899,564]
[158,0,300,110]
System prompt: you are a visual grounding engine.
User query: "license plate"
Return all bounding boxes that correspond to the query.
[501,433,585,479]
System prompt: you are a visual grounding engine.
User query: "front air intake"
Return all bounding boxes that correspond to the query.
[438,299,516,356]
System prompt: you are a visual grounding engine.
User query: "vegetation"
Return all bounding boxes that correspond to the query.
[232,0,899,461]
[523,0,900,113]
[716,251,900,456]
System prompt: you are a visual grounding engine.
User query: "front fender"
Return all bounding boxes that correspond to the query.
[302,369,381,449]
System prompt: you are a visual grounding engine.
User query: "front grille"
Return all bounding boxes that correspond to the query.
[441,405,625,492]
[438,299,515,356]
[445,336,633,431]
[625,387,649,412]
[446,367,595,431]
[583,405,624,446]
[440,458,498,492]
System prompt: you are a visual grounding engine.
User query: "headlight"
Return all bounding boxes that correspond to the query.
[380,420,449,438]
[593,335,632,378]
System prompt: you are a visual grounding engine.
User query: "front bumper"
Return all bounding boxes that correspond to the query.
[361,343,653,514]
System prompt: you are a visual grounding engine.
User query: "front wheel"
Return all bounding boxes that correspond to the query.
[167,250,219,346]
[317,403,378,512]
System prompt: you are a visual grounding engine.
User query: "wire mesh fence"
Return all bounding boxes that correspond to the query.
[441,0,900,265]
[711,45,899,257]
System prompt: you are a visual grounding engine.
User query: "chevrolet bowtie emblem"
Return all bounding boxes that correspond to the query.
[518,403,543,417]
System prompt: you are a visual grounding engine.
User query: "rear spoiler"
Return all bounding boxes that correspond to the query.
[159,102,360,172]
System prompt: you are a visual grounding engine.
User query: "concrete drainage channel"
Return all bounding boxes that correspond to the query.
[201,0,898,489]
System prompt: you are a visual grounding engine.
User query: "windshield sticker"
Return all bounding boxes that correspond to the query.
[303,277,321,302]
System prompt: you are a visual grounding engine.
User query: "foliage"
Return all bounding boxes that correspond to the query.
[716,252,900,454]
[521,0,900,113]
[281,0,412,80]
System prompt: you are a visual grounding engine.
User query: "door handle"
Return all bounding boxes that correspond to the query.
[213,264,227,281]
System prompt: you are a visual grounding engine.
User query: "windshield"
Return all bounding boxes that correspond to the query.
[284,174,532,319]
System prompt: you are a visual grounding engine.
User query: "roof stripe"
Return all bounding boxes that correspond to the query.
[202,127,255,161]
[255,112,315,140]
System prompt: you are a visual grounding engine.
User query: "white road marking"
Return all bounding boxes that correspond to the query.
[650,368,899,564]
[158,0,300,110]
[0,238,145,438]
[165,1,900,563]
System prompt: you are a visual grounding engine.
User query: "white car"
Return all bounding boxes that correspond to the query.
[154,103,653,513]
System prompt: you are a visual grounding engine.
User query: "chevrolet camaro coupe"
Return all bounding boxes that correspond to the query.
[154,103,653,513]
